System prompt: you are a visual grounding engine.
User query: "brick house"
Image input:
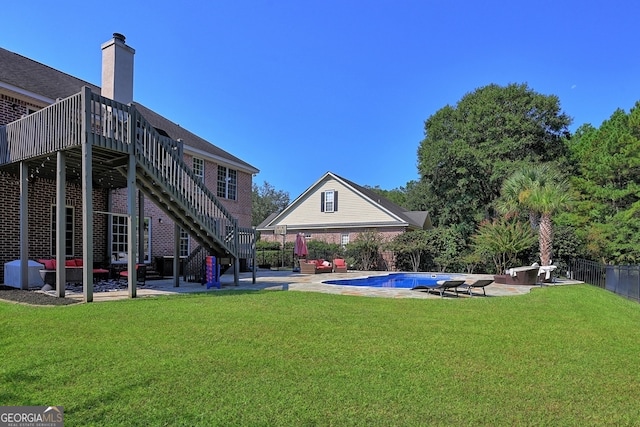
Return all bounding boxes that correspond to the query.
[257,172,431,269]
[0,34,258,301]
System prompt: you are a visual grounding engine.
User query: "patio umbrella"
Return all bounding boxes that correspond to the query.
[294,233,308,258]
[293,233,308,272]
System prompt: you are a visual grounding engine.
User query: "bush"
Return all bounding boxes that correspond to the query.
[346,231,384,270]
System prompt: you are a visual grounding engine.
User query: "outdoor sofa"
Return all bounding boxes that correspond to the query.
[300,259,333,274]
[493,266,539,286]
[38,258,84,285]
[38,258,112,286]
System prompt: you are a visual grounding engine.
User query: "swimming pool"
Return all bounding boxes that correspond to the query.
[324,273,452,289]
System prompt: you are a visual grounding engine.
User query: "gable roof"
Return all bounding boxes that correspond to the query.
[334,173,428,227]
[257,171,431,231]
[0,46,258,174]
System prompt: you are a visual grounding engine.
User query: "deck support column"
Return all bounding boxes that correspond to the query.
[234,219,239,286]
[19,162,29,290]
[81,86,93,302]
[173,224,180,287]
[55,153,67,298]
[126,108,137,298]
[81,140,94,302]
[138,190,144,268]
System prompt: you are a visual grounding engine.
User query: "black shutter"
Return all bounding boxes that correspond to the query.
[334,191,338,211]
[320,192,325,212]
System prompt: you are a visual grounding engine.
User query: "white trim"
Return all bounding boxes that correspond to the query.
[183,145,259,175]
[0,81,55,105]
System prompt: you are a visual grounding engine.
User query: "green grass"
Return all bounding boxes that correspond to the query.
[2,285,640,426]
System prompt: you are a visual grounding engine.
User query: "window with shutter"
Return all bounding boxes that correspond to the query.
[321,190,338,213]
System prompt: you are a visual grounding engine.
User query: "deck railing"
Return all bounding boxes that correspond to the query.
[0,87,255,261]
[0,93,83,163]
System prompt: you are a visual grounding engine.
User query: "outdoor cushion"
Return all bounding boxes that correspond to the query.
[322,260,331,267]
[38,259,55,270]
[74,259,83,266]
[65,259,76,267]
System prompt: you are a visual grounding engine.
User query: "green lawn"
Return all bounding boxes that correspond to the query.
[2,285,640,426]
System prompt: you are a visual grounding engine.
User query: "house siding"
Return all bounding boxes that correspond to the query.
[278,178,399,227]
[257,172,431,272]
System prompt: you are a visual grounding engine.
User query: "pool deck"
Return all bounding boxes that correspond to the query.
[57,269,583,303]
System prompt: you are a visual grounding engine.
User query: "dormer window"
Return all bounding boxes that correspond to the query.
[321,190,338,213]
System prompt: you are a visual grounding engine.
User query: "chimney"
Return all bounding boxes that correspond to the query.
[101,33,135,104]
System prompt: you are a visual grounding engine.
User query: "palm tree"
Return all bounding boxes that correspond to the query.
[496,164,572,266]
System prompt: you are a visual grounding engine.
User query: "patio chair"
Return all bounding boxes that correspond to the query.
[412,280,466,297]
[457,279,493,296]
[119,264,147,286]
[333,258,348,273]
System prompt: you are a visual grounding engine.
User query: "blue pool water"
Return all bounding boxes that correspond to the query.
[325,273,452,289]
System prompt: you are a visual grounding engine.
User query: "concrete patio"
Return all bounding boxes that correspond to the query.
[54,269,582,303]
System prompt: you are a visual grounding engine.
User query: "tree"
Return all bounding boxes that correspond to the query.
[388,226,465,272]
[471,218,537,274]
[561,104,640,262]
[417,83,572,231]
[497,164,572,266]
[364,185,407,208]
[387,230,429,272]
[252,181,290,227]
[346,231,383,271]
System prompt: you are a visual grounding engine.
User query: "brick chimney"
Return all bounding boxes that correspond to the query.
[101,33,135,104]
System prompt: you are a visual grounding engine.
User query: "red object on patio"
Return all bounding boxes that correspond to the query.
[294,233,308,272]
[294,233,308,258]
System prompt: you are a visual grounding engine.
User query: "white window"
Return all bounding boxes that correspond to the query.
[179,228,190,257]
[193,157,204,194]
[193,157,204,182]
[111,215,128,257]
[341,234,350,246]
[217,166,237,200]
[321,190,338,213]
[111,216,150,262]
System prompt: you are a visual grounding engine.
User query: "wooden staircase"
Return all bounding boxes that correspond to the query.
[0,87,255,279]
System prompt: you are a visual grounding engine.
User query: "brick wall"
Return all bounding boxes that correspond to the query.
[0,92,45,126]
[261,228,405,245]
[110,156,253,258]
[261,227,405,271]
[0,171,109,283]
[1,91,253,279]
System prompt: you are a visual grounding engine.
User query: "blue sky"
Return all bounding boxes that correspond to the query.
[2,1,639,199]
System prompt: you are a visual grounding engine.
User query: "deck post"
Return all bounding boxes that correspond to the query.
[19,162,28,290]
[55,152,67,298]
[126,107,137,298]
[234,219,240,286]
[81,86,93,302]
[173,223,180,287]
[252,230,257,284]
[138,190,144,269]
